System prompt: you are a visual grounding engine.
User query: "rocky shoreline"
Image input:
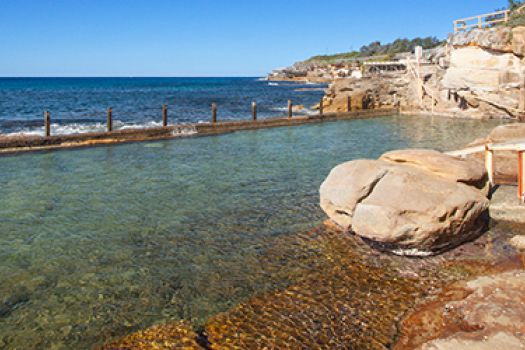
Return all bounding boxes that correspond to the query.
[270,25,525,121]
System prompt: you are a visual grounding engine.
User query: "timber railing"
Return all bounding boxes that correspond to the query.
[0,101,399,154]
[448,141,525,204]
[453,5,525,32]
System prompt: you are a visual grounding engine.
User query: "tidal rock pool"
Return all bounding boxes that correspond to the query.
[0,115,506,349]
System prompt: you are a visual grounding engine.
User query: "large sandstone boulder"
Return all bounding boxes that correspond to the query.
[380,149,487,190]
[320,156,489,255]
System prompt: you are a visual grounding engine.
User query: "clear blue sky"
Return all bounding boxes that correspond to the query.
[0,0,508,77]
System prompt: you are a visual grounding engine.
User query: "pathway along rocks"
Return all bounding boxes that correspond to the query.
[320,149,490,256]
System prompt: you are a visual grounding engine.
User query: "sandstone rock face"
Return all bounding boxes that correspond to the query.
[441,47,522,93]
[380,149,487,189]
[450,27,512,53]
[512,26,525,57]
[321,74,409,113]
[510,235,525,249]
[395,270,525,350]
[320,156,489,255]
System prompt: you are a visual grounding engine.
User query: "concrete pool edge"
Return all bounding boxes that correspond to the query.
[0,108,398,155]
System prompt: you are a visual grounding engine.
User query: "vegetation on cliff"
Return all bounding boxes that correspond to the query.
[305,37,443,64]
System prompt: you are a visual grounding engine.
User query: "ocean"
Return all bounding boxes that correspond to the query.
[0,77,326,135]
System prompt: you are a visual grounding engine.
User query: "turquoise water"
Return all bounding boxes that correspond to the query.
[0,115,502,349]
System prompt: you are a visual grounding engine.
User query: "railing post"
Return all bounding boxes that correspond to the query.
[252,101,257,121]
[478,16,482,29]
[288,100,293,118]
[519,150,524,203]
[44,111,51,137]
[319,98,324,116]
[347,96,352,112]
[211,103,217,123]
[107,107,113,132]
[162,104,168,127]
[485,144,494,187]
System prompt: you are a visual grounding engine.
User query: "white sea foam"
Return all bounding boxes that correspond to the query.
[5,120,173,137]
[268,82,279,86]
[172,124,197,136]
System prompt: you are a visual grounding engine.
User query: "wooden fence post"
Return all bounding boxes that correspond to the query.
[107,107,113,132]
[288,100,293,118]
[347,96,352,112]
[252,101,257,121]
[211,103,217,123]
[162,104,168,127]
[519,150,524,203]
[319,98,324,116]
[485,144,494,186]
[44,111,51,137]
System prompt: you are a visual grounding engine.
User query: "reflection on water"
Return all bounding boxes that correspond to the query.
[0,115,503,349]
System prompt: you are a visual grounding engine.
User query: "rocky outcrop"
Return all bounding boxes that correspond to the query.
[320,150,489,255]
[428,26,525,119]
[450,27,513,53]
[394,270,525,349]
[324,25,525,119]
[320,74,408,113]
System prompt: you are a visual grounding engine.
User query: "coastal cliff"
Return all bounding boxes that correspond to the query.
[269,25,525,120]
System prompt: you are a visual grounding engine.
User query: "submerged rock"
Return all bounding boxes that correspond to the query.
[98,322,201,350]
[320,151,489,255]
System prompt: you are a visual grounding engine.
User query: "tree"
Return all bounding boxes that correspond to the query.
[509,0,524,10]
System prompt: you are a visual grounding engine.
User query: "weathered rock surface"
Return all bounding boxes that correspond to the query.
[380,149,487,189]
[394,270,525,349]
[450,27,513,53]
[489,185,525,223]
[486,123,525,143]
[321,74,408,113]
[320,156,489,255]
[98,322,201,350]
[510,235,525,249]
[441,46,522,94]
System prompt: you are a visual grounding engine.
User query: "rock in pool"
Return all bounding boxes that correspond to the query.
[320,149,490,256]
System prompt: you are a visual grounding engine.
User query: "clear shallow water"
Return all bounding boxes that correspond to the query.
[0,77,325,135]
[0,115,502,349]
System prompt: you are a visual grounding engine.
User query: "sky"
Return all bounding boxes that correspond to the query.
[0,0,510,77]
